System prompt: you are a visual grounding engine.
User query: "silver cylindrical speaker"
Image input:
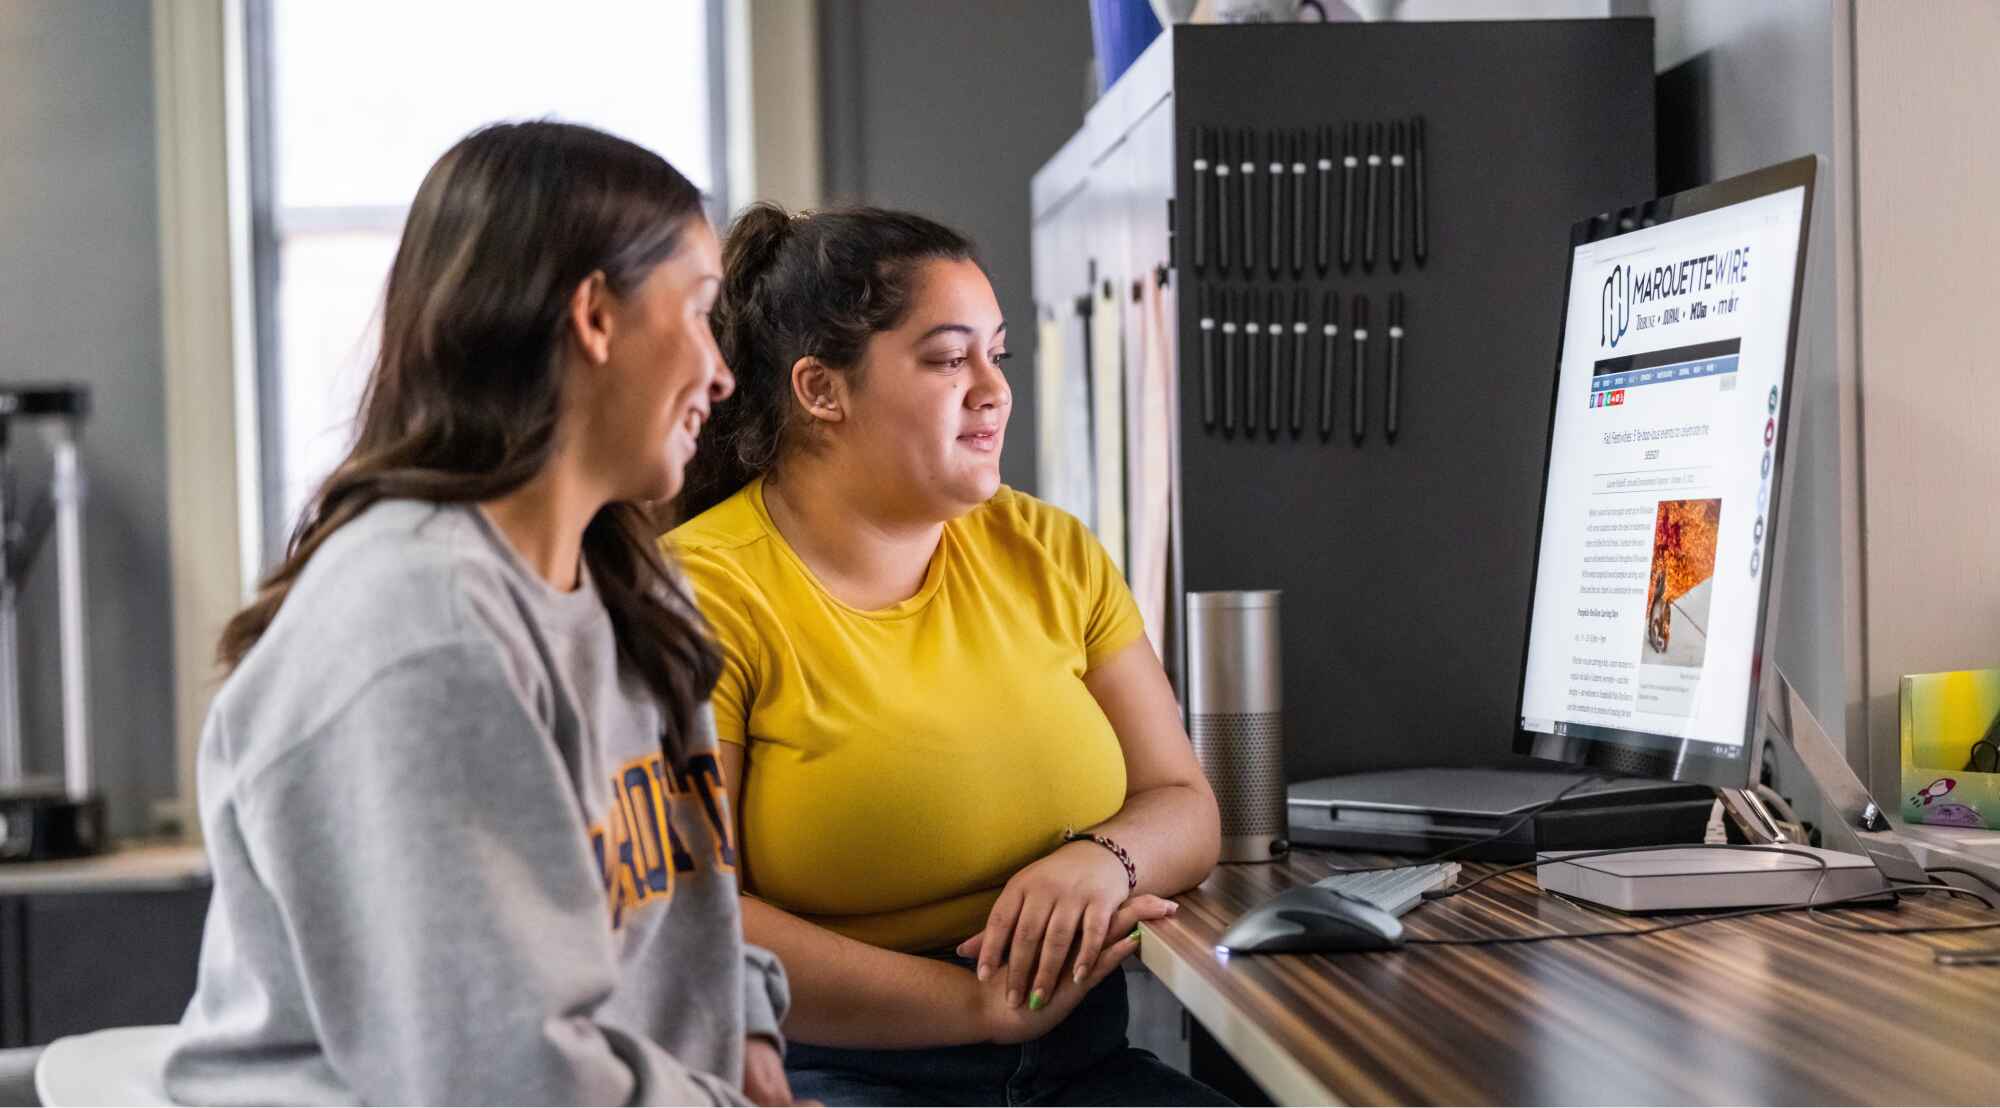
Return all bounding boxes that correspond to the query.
[1186,590,1287,863]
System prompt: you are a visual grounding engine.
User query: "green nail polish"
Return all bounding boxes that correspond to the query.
[1028,990,1045,1011]
[1129,927,1142,943]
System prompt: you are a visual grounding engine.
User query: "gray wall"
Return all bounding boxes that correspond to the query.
[818,0,1097,492]
[1648,0,1846,768]
[1,0,175,836]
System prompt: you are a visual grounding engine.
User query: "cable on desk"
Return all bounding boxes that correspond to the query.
[1917,865,2000,901]
[1316,774,1608,877]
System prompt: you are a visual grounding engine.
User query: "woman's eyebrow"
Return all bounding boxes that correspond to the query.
[916,320,1007,342]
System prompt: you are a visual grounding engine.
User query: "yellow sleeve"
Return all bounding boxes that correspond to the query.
[1080,527,1147,671]
[671,546,763,746]
[1011,492,1146,672]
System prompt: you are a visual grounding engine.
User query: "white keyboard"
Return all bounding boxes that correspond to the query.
[1312,862,1461,917]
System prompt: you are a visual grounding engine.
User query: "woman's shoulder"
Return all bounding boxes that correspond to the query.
[665,484,785,608]
[961,485,1093,558]
[212,500,543,772]
[260,499,554,674]
[668,483,769,558]
[294,499,498,612]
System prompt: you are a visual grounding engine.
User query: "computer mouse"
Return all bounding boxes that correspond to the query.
[1216,885,1405,954]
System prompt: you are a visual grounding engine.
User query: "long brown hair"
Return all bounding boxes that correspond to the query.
[220,121,721,753]
[675,203,977,519]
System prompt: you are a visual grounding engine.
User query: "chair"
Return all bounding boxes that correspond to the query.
[33,1025,176,1106]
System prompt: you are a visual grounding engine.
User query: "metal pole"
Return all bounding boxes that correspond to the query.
[0,428,19,788]
[48,422,91,801]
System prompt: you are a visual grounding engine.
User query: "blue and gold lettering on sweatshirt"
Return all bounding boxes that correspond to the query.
[588,748,737,928]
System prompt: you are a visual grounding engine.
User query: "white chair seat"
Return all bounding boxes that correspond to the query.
[35,1025,176,1106]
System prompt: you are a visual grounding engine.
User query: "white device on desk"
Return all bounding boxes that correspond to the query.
[1515,156,1926,909]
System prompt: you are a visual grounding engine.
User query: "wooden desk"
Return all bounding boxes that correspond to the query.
[1139,850,2000,1105]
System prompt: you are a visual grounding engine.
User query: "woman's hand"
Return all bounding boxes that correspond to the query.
[742,1036,815,1106]
[957,889,1179,1010]
[973,926,1141,1045]
[959,841,1133,1010]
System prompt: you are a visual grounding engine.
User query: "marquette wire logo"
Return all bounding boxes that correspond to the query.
[1601,264,1630,349]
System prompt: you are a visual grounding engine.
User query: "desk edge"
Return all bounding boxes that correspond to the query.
[1138,924,1344,1107]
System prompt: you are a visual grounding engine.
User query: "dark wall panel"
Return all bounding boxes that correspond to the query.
[1169,21,1657,781]
[819,0,1097,492]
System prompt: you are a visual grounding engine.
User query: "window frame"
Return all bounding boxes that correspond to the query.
[240,0,734,568]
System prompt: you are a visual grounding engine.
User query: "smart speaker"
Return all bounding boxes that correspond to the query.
[1186,590,1287,862]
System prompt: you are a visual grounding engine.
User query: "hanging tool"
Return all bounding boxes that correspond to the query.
[1290,287,1308,438]
[1221,290,1238,436]
[1216,130,1233,272]
[1244,298,1261,434]
[1267,131,1284,279]
[1390,121,1407,272]
[1412,115,1429,267]
[1199,286,1216,430]
[1192,126,1209,275]
[1318,291,1340,442]
[1266,290,1283,440]
[1315,125,1333,276]
[1240,128,1257,278]
[1340,122,1358,272]
[1351,294,1369,444]
[1291,131,1307,277]
[1387,291,1405,443]
[1364,122,1382,272]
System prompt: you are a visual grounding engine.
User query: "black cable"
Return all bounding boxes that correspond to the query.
[1316,773,1608,877]
[1884,876,1998,909]
[1918,865,2000,901]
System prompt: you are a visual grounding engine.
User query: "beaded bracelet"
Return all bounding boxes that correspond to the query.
[1062,828,1137,894]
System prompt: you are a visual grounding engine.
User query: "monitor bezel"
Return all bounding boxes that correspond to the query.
[1512,156,1820,790]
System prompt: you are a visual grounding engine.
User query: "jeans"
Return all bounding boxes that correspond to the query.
[786,961,1234,1107]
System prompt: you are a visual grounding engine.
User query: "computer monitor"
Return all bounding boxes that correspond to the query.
[1515,157,1817,789]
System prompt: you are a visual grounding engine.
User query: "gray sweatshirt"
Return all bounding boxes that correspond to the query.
[164,500,787,1106]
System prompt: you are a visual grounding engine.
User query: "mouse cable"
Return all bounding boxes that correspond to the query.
[1316,773,1609,877]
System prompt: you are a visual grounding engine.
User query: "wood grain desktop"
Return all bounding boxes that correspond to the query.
[1139,850,2000,1105]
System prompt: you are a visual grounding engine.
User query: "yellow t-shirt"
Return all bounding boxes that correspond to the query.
[668,479,1145,953]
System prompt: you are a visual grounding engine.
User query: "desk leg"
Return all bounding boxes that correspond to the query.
[1190,1019,1275,1107]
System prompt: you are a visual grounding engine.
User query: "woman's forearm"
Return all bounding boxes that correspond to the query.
[1086,781,1222,899]
[743,895,989,1049]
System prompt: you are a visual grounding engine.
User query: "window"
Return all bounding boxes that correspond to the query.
[245,0,728,565]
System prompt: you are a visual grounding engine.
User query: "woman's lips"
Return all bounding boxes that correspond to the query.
[957,428,1000,453]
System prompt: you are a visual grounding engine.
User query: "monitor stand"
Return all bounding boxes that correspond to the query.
[1537,668,1926,911]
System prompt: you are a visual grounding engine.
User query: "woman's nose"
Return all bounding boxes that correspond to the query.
[710,355,737,402]
[970,355,1011,410]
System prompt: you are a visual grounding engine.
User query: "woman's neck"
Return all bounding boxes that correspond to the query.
[480,458,604,593]
[764,461,943,611]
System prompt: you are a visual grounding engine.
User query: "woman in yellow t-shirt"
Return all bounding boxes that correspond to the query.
[668,204,1227,1106]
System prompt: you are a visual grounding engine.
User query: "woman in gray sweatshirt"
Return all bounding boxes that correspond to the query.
[162,121,793,1106]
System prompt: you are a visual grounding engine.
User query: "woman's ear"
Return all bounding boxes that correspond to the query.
[566,270,614,366]
[791,356,847,424]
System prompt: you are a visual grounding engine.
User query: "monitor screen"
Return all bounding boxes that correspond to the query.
[1517,161,1814,786]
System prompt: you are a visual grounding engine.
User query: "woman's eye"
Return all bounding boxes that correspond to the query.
[940,356,969,370]
[992,351,1012,364]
